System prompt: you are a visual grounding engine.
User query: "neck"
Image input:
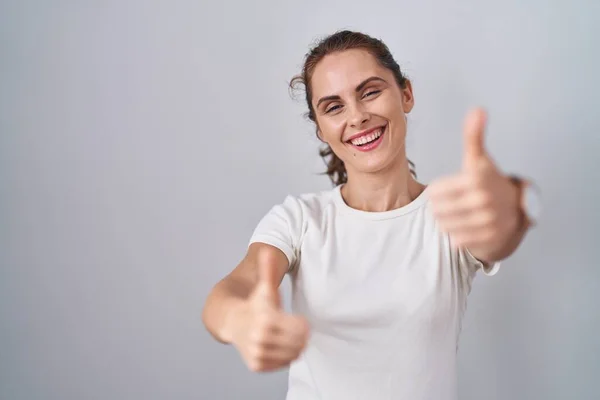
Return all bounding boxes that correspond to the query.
[341,157,426,212]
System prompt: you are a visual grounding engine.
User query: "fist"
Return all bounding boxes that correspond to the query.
[231,248,310,372]
[429,108,521,256]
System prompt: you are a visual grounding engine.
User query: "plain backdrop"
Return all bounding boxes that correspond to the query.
[1,1,599,399]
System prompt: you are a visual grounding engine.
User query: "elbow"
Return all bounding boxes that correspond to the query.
[200,289,215,332]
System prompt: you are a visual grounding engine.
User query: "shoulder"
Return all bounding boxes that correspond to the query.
[250,186,339,245]
[271,186,339,219]
[250,186,339,232]
[249,187,338,271]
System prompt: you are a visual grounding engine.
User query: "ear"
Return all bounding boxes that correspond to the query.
[315,126,325,142]
[401,80,414,114]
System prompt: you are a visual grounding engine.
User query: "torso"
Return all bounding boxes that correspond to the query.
[249,185,498,400]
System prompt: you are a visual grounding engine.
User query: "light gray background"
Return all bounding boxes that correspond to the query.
[1,1,598,399]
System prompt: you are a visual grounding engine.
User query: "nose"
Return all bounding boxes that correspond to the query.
[348,103,370,128]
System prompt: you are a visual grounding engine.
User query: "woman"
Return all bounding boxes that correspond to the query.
[202,30,538,400]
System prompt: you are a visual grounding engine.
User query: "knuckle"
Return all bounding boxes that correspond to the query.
[252,329,269,346]
[263,312,279,328]
[249,329,264,345]
[247,359,263,372]
[249,344,266,361]
[253,316,274,340]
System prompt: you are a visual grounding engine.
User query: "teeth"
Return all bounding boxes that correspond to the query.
[351,128,383,146]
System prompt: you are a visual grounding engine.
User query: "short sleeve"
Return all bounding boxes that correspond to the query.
[248,195,305,273]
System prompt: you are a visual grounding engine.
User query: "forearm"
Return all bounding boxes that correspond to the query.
[469,218,530,263]
[202,276,252,344]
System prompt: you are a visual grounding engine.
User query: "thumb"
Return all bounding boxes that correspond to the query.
[462,108,487,171]
[253,248,282,308]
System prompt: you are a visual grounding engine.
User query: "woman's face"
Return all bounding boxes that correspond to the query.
[310,49,414,176]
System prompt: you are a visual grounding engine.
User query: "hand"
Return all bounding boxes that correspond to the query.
[231,248,310,372]
[429,108,522,260]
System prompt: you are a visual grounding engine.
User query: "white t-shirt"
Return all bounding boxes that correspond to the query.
[249,184,500,400]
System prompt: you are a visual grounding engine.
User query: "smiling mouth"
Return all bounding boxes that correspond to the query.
[346,124,386,151]
[348,128,383,146]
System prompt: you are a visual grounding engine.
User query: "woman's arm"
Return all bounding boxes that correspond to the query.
[465,176,537,263]
[429,108,537,264]
[430,171,535,264]
[202,242,309,372]
[202,242,289,344]
[466,199,530,264]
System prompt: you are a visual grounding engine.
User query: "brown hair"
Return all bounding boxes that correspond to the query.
[290,30,416,186]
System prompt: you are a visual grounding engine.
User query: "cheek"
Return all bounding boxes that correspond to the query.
[318,118,346,145]
[366,94,406,126]
[378,97,407,135]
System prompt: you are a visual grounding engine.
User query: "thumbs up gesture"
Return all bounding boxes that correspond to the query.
[230,247,310,372]
[429,108,522,261]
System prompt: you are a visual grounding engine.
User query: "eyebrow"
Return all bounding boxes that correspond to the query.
[316,76,388,108]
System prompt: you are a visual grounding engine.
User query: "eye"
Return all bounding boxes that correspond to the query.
[325,104,343,114]
[363,90,381,99]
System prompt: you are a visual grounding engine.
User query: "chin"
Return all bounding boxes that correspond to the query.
[347,156,395,176]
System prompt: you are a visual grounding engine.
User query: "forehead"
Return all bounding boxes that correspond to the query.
[310,48,389,98]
